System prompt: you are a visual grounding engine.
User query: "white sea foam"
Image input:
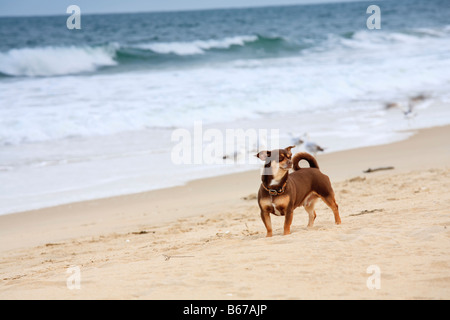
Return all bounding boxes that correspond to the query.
[0,45,118,77]
[1,26,450,146]
[134,35,258,55]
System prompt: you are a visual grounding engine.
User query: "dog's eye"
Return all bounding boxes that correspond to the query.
[279,155,284,161]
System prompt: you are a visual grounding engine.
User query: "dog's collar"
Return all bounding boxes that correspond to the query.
[261,180,287,196]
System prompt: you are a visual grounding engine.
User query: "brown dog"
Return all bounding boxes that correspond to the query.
[256,146,341,237]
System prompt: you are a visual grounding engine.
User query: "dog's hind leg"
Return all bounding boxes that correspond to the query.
[303,195,318,228]
[321,194,341,225]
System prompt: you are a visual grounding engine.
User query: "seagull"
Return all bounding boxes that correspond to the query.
[385,94,428,120]
[384,102,401,110]
[223,135,270,163]
[298,133,326,157]
[304,141,325,157]
[384,100,417,120]
[409,94,427,104]
[404,105,417,120]
[407,94,429,116]
[288,132,304,147]
[222,146,246,163]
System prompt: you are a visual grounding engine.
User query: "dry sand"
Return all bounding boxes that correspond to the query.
[0,125,449,299]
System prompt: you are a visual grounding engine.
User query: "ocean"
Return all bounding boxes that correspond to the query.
[1,0,450,214]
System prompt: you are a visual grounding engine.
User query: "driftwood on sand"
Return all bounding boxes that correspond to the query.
[363,166,394,173]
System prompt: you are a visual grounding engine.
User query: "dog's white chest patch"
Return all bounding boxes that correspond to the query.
[260,195,288,216]
[272,195,290,216]
[272,204,282,216]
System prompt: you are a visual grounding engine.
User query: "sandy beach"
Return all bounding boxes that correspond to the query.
[0,125,449,300]
[2,0,450,303]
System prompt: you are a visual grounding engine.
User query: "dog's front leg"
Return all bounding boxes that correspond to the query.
[283,208,294,235]
[260,210,273,237]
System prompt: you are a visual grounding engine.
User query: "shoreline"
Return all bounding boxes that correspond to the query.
[0,124,449,253]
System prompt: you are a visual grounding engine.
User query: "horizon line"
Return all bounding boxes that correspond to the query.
[0,0,375,19]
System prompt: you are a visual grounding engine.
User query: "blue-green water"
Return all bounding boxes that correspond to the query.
[1,0,449,76]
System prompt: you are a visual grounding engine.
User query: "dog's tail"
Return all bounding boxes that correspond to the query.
[293,152,319,171]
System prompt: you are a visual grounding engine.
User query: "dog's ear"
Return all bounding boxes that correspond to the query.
[255,150,271,161]
[285,146,295,152]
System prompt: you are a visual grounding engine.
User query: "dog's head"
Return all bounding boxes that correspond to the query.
[255,146,294,175]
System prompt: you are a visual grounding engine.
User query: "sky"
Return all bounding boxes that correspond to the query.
[0,0,369,17]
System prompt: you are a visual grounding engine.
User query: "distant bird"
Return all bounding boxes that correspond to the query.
[409,94,427,104]
[288,132,303,147]
[304,141,325,157]
[223,135,270,163]
[292,133,325,157]
[384,102,401,110]
[407,94,429,116]
[384,100,417,120]
[404,103,417,120]
[384,94,427,121]
[222,146,247,163]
